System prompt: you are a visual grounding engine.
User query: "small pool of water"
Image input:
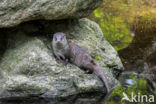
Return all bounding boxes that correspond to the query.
[106,72,156,104]
[0,92,107,104]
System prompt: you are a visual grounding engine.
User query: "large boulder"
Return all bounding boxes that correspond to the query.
[0,18,124,98]
[0,0,102,28]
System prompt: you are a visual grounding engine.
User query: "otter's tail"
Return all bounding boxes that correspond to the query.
[93,66,110,93]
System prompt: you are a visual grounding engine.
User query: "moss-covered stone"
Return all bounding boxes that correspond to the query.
[0,18,123,98]
[106,72,155,104]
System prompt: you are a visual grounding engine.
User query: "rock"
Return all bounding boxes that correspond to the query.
[0,29,7,59]
[106,71,152,104]
[142,52,156,94]
[0,18,124,98]
[0,0,102,28]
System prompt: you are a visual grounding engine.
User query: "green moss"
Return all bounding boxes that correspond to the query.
[88,0,155,50]
[106,73,153,104]
[93,9,132,50]
[94,56,102,61]
[138,79,147,90]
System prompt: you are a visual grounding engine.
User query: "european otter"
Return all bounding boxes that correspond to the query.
[52,32,69,63]
[52,32,110,93]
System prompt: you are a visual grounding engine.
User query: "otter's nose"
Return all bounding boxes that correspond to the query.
[56,40,61,43]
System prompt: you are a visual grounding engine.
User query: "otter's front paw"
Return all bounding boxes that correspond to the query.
[63,59,68,65]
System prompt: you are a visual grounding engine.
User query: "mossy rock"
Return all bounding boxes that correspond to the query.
[0,18,123,98]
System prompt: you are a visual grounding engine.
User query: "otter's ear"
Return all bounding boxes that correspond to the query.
[63,34,66,37]
[63,34,66,39]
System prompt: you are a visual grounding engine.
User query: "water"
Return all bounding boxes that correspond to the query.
[0,93,107,104]
[106,72,156,104]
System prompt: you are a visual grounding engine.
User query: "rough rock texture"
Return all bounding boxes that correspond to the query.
[0,0,102,28]
[0,18,124,98]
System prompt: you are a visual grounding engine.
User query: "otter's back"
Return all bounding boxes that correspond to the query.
[69,42,92,67]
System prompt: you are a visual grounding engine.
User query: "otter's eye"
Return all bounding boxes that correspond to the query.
[61,35,64,40]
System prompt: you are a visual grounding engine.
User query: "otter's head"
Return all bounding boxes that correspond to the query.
[53,32,67,48]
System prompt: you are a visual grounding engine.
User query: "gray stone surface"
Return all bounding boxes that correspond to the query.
[0,0,102,28]
[0,18,123,98]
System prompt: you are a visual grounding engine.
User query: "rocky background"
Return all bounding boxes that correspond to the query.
[0,0,124,99]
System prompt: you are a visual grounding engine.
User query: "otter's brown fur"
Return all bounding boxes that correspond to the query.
[52,32,110,93]
[69,42,110,92]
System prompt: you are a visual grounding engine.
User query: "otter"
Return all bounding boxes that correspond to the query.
[52,32,110,93]
[52,32,69,63]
